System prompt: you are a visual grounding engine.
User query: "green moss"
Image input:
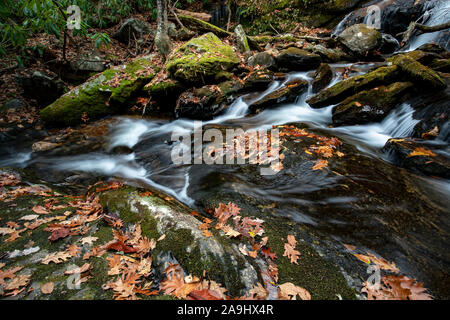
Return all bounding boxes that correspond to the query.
[40,57,158,127]
[387,54,446,90]
[307,65,400,108]
[166,33,239,83]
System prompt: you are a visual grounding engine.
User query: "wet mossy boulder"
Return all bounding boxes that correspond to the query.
[275,47,322,71]
[332,82,413,126]
[249,79,308,113]
[144,78,185,111]
[99,187,259,296]
[166,33,240,83]
[307,65,400,108]
[429,59,450,73]
[311,63,333,93]
[383,138,450,178]
[307,44,352,63]
[40,56,159,127]
[338,24,382,57]
[387,54,447,90]
[175,80,244,120]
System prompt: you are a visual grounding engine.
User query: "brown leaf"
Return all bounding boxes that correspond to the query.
[41,282,54,294]
[48,228,70,242]
[32,205,49,214]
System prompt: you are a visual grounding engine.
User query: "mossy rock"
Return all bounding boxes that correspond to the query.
[40,56,159,127]
[312,63,333,93]
[387,54,447,90]
[332,82,413,125]
[99,187,258,296]
[337,24,382,57]
[166,33,240,83]
[429,58,450,73]
[307,65,400,108]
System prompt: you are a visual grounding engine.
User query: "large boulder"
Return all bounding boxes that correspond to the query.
[175,80,243,120]
[249,79,308,113]
[113,18,153,44]
[166,33,240,83]
[307,65,400,108]
[275,47,322,71]
[16,71,67,107]
[337,24,382,57]
[383,138,450,178]
[387,54,447,90]
[40,56,159,127]
[332,82,413,125]
[99,187,259,296]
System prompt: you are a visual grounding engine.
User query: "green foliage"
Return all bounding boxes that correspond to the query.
[0,0,156,58]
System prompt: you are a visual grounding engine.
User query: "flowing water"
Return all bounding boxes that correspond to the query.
[1,1,450,297]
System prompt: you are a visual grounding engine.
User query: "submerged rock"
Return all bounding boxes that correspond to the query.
[40,56,159,127]
[307,65,400,108]
[249,79,308,113]
[275,47,321,71]
[332,82,413,125]
[383,138,450,178]
[166,33,240,83]
[311,63,333,93]
[337,24,382,57]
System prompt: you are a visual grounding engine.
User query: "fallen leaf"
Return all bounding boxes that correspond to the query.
[41,282,54,294]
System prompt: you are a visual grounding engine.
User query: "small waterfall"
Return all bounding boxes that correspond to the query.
[407,0,450,50]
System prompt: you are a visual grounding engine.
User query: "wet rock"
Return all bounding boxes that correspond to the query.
[337,24,382,57]
[234,24,250,53]
[99,187,259,295]
[307,65,400,108]
[243,69,274,91]
[403,50,443,66]
[332,82,413,125]
[383,138,450,178]
[113,18,153,44]
[40,55,159,127]
[175,81,243,120]
[16,71,67,107]
[249,79,308,113]
[307,44,352,63]
[417,43,449,57]
[275,47,321,71]
[311,63,333,93]
[166,33,240,83]
[247,52,276,69]
[387,54,447,90]
[379,33,399,54]
[429,59,450,73]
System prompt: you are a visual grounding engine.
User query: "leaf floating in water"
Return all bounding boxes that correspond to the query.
[312,159,328,170]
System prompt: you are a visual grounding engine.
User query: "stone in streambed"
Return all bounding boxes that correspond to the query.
[166,33,240,83]
[275,47,322,71]
[243,69,274,91]
[337,24,382,57]
[387,54,447,90]
[311,63,333,93]
[307,65,400,108]
[175,80,243,120]
[249,79,308,113]
[429,59,450,73]
[383,138,450,178]
[332,82,413,126]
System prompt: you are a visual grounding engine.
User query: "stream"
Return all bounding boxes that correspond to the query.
[1,0,449,298]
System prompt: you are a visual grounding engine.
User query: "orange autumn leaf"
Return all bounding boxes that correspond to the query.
[407,147,436,158]
[312,159,328,170]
